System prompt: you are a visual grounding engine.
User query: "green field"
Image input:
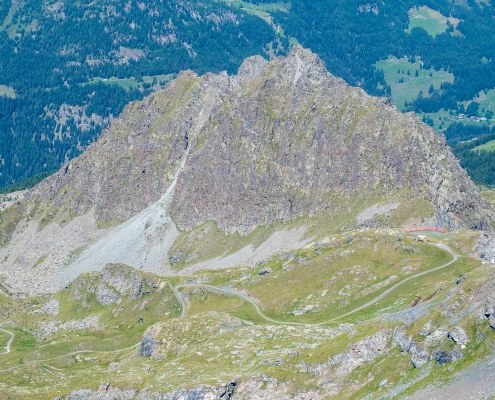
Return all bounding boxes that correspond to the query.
[86,74,174,91]
[222,1,288,14]
[462,87,495,113]
[375,56,454,110]
[406,6,461,37]
[0,227,490,398]
[419,108,494,131]
[474,139,495,152]
[0,85,15,98]
[0,331,11,348]
[220,1,288,34]
[0,0,38,40]
[420,87,495,131]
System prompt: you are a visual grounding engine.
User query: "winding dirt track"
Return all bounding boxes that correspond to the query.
[175,242,459,326]
[0,242,459,373]
[0,342,140,374]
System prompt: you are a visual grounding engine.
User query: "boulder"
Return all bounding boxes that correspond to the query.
[410,345,431,368]
[418,320,436,337]
[392,326,431,368]
[434,349,463,364]
[448,327,468,346]
[95,283,121,306]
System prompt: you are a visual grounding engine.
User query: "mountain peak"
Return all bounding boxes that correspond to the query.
[0,47,493,295]
[27,47,495,235]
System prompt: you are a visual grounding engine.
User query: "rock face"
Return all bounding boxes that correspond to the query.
[70,263,158,306]
[448,327,468,346]
[392,327,431,368]
[61,381,237,400]
[434,349,463,365]
[331,329,388,369]
[30,74,196,224]
[29,45,494,235]
[484,279,495,328]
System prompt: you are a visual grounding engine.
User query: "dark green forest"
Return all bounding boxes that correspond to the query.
[0,0,276,189]
[448,125,495,186]
[273,0,495,111]
[3,0,495,189]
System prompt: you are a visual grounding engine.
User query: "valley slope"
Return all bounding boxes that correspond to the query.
[1,45,493,294]
[0,46,494,399]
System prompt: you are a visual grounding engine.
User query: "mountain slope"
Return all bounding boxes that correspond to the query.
[2,46,495,400]
[31,45,494,233]
[0,45,493,296]
[0,0,277,189]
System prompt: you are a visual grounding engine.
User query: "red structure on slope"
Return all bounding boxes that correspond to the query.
[405,226,448,233]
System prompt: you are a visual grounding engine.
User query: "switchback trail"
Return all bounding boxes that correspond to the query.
[168,282,187,318]
[0,243,459,373]
[0,342,140,374]
[175,242,459,327]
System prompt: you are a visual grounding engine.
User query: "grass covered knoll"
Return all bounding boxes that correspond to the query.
[0,266,181,395]
[406,6,461,37]
[0,330,11,349]
[183,231,455,324]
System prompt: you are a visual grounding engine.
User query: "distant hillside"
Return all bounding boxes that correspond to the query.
[0,0,278,189]
[274,0,495,114]
[4,0,495,188]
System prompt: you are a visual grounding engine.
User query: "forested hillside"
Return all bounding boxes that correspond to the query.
[3,0,495,188]
[0,0,277,189]
[274,0,495,113]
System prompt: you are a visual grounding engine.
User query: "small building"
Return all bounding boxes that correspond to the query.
[416,235,427,242]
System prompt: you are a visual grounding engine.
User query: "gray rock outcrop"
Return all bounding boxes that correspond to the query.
[28,45,494,236]
[69,263,158,306]
[298,329,389,376]
[392,326,431,368]
[140,332,162,357]
[95,283,121,306]
[434,349,463,364]
[484,281,495,329]
[60,381,237,400]
[448,327,468,346]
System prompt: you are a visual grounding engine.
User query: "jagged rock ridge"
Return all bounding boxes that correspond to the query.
[1,45,493,296]
[31,45,494,235]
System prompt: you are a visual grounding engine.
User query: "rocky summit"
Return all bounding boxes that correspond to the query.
[31,45,494,234]
[0,45,493,296]
[1,46,495,399]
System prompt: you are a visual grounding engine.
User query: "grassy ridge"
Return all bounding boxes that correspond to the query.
[0,228,489,399]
